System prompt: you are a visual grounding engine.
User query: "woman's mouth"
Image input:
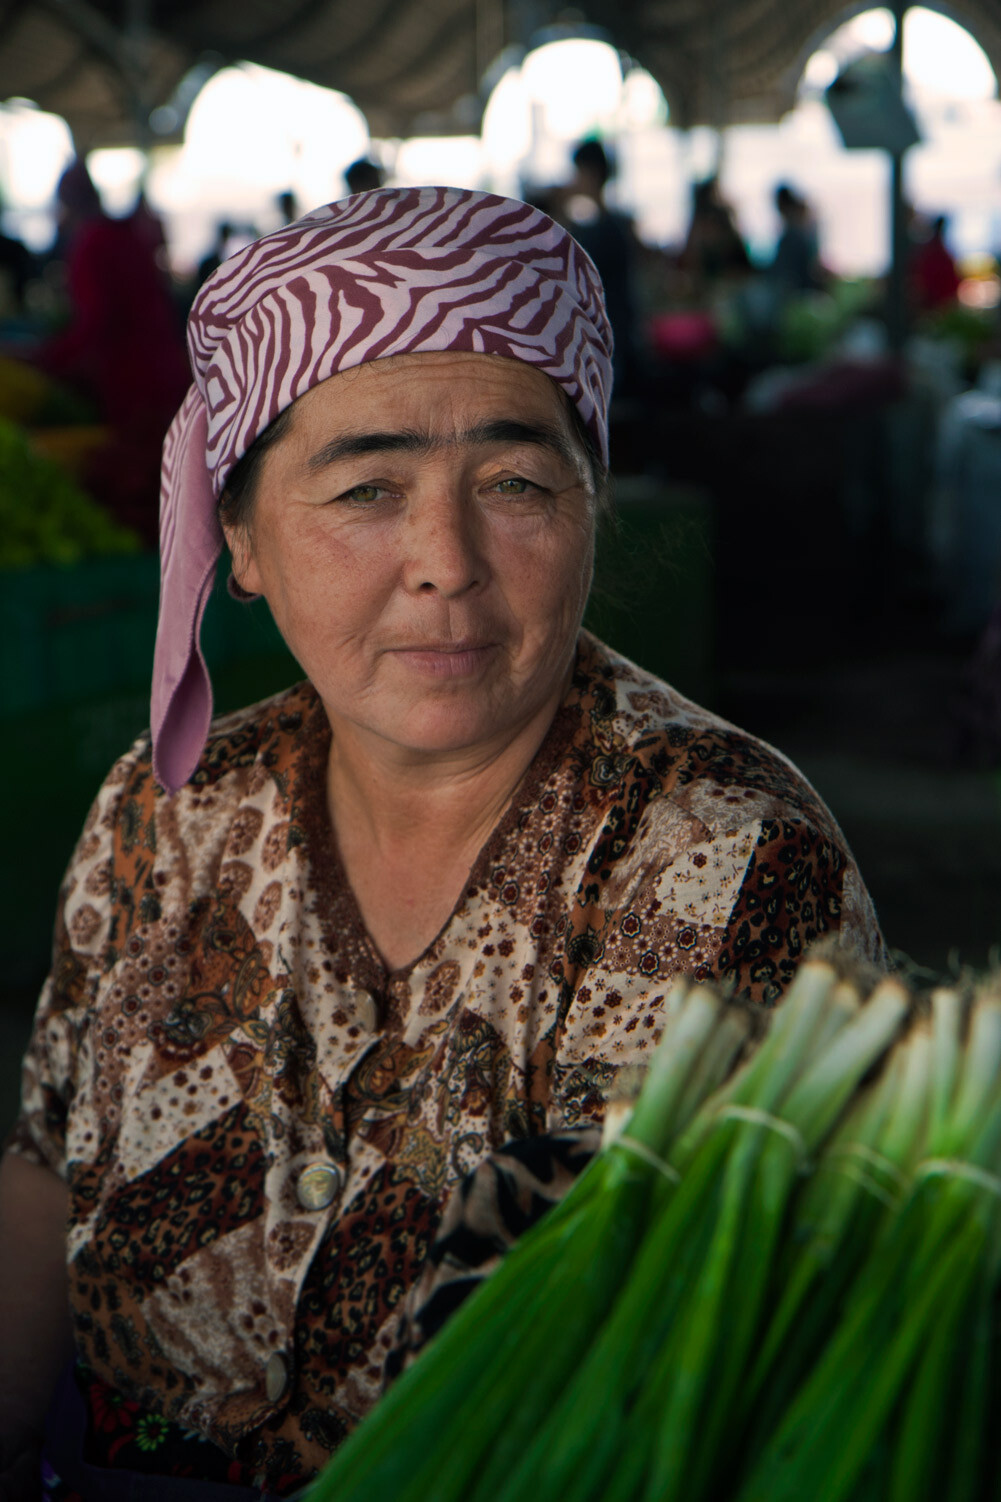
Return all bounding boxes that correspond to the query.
[388,642,498,678]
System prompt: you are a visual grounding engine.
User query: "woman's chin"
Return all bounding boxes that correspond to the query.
[322,687,549,763]
[372,707,516,760]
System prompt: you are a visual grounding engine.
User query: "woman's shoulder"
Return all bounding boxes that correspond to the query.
[576,633,842,842]
[69,680,318,893]
[104,678,319,805]
[561,635,887,1007]
[51,679,321,984]
[194,678,321,790]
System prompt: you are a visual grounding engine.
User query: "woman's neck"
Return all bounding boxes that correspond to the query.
[323,688,565,971]
[325,689,561,860]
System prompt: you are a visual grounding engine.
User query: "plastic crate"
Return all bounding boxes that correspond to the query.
[2,555,301,992]
[584,478,715,707]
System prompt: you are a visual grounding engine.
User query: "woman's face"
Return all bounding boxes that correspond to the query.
[224,350,597,763]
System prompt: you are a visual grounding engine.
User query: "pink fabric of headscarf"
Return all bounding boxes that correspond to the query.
[152,186,613,794]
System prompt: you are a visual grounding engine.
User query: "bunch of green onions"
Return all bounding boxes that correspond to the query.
[307,957,1001,1502]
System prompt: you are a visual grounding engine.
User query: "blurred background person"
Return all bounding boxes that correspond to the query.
[31,159,189,543]
[679,176,751,295]
[197,219,237,286]
[910,212,962,314]
[770,183,826,296]
[0,189,37,320]
[344,156,384,195]
[555,137,643,396]
[276,188,299,224]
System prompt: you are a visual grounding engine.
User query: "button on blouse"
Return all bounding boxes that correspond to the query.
[296,1162,342,1211]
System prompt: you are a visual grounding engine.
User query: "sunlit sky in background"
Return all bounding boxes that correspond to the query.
[0,5,998,277]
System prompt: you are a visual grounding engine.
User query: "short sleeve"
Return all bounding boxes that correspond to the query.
[712,816,887,1003]
[550,800,888,1126]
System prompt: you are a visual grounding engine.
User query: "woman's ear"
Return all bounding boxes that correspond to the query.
[222,520,264,599]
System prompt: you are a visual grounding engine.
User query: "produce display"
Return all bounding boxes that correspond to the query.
[308,953,1001,1502]
[0,414,140,567]
[0,351,98,426]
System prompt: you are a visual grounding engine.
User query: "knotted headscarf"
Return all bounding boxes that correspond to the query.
[152,186,614,793]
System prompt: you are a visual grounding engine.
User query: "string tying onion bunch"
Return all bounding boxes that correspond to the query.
[308,952,1001,1502]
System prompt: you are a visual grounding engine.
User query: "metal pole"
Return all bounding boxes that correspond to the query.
[508,0,543,49]
[887,0,909,353]
[124,0,154,152]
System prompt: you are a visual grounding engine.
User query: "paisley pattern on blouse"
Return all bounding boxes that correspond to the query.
[12,632,885,1491]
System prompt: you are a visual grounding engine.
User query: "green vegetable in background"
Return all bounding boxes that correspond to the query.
[0,416,140,568]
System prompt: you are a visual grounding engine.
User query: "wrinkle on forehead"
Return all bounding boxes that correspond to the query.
[304,419,581,474]
[268,349,598,497]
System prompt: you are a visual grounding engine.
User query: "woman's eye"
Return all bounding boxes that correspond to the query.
[494,476,533,495]
[339,483,386,504]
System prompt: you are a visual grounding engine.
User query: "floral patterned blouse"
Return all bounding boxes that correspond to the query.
[10,632,885,1492]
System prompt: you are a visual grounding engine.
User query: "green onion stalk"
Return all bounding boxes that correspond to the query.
[492,958,896,1502]
[735,986,1001,1502]
[612,970,910,1502]
[734,1018,930,1461]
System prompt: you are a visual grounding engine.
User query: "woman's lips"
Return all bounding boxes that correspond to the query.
[388,642,498,678]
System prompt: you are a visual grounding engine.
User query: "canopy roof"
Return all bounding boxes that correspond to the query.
[3,0,999,146]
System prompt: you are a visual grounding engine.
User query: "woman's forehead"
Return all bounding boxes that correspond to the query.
[312,349,563,410]
[247,350,594,499]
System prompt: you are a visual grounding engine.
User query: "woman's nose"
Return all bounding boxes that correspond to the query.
[402,490,485,597]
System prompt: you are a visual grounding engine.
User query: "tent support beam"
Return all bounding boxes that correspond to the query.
[887,0,910,353]
[42,0,154,145]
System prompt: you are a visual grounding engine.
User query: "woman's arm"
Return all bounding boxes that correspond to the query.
[0,743,134,1500]
[0,1151,73,1500]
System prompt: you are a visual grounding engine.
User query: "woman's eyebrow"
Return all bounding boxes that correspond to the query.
[305,419,577,472]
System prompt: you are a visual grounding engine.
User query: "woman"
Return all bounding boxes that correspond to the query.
[0,187,884,1499]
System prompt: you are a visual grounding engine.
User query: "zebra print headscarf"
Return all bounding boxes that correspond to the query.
[152,186,613,794]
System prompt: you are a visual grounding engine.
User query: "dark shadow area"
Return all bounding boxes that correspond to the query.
[610,394,1001,985]
[719,600,1001,983]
